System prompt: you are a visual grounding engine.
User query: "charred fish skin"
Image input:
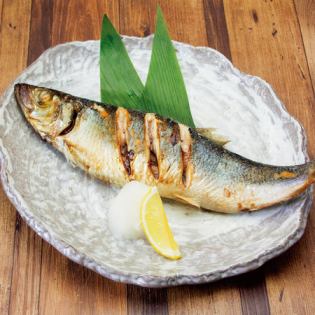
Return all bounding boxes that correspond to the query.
[14,83,315,213]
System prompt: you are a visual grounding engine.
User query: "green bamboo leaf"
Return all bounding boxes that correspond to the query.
[100,11,195,127]
[100,15,145,110]
[143,7,195,127]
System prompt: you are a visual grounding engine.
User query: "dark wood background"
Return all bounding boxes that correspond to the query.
[0,0,314,314]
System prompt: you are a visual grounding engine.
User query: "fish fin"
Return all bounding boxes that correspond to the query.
[196,128,230,147]
[173,194,200,208]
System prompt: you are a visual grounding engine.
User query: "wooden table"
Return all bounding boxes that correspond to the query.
[0,1,314,314]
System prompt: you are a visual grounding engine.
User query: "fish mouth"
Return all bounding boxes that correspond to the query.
[14,83,34,112]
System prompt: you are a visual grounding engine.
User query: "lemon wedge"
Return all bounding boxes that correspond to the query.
[140,187,182,260]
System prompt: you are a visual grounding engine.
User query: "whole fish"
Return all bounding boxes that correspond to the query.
[15,83,315,213]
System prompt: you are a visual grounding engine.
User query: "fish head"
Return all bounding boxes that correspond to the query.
[14,84,80,142]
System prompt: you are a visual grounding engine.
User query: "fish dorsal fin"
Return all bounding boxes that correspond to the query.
[196,128,230,147]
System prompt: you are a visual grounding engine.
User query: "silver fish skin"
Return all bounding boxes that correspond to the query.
[14,83,315,213]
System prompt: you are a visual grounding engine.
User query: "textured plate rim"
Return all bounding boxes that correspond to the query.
[0,37,312,288]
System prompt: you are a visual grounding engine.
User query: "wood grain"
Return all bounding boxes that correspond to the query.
[51,0,119,45]
[155,0,208,46]
[295,0,315,90]
[27,0,53,64]
[168,281,242,315]
[127,288,168,315]
[1,1,315,314]
[238,270,270,315]
[0,188,17,315]
[38,245,126,315]
[0,0,3,29]
[224,1,315,314]
[0,0,31,92]
[7,1,52,314]
[8,214,42,315]
[223,0,315,156]
[119,0,153,37]
[203,0,231,59]
[119,0,208,46]
[0,1,32,314]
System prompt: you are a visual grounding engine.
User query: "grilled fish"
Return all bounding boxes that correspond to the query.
[14,83,315,213]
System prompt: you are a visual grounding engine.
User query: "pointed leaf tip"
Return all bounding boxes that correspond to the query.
[100,14,145,109]
[143,7,195,127]
[99,10,195,127]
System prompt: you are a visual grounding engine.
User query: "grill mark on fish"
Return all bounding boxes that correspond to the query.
[170,122,180,146]
[120,143,131,175]
[274,171,297,180]
[149,151,159,179]
[145,113,160,180]
[91,103,109,119]
[116,107,132,176]
[179,124,193,188]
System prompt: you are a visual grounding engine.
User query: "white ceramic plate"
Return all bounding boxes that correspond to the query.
[0,37,312,287]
